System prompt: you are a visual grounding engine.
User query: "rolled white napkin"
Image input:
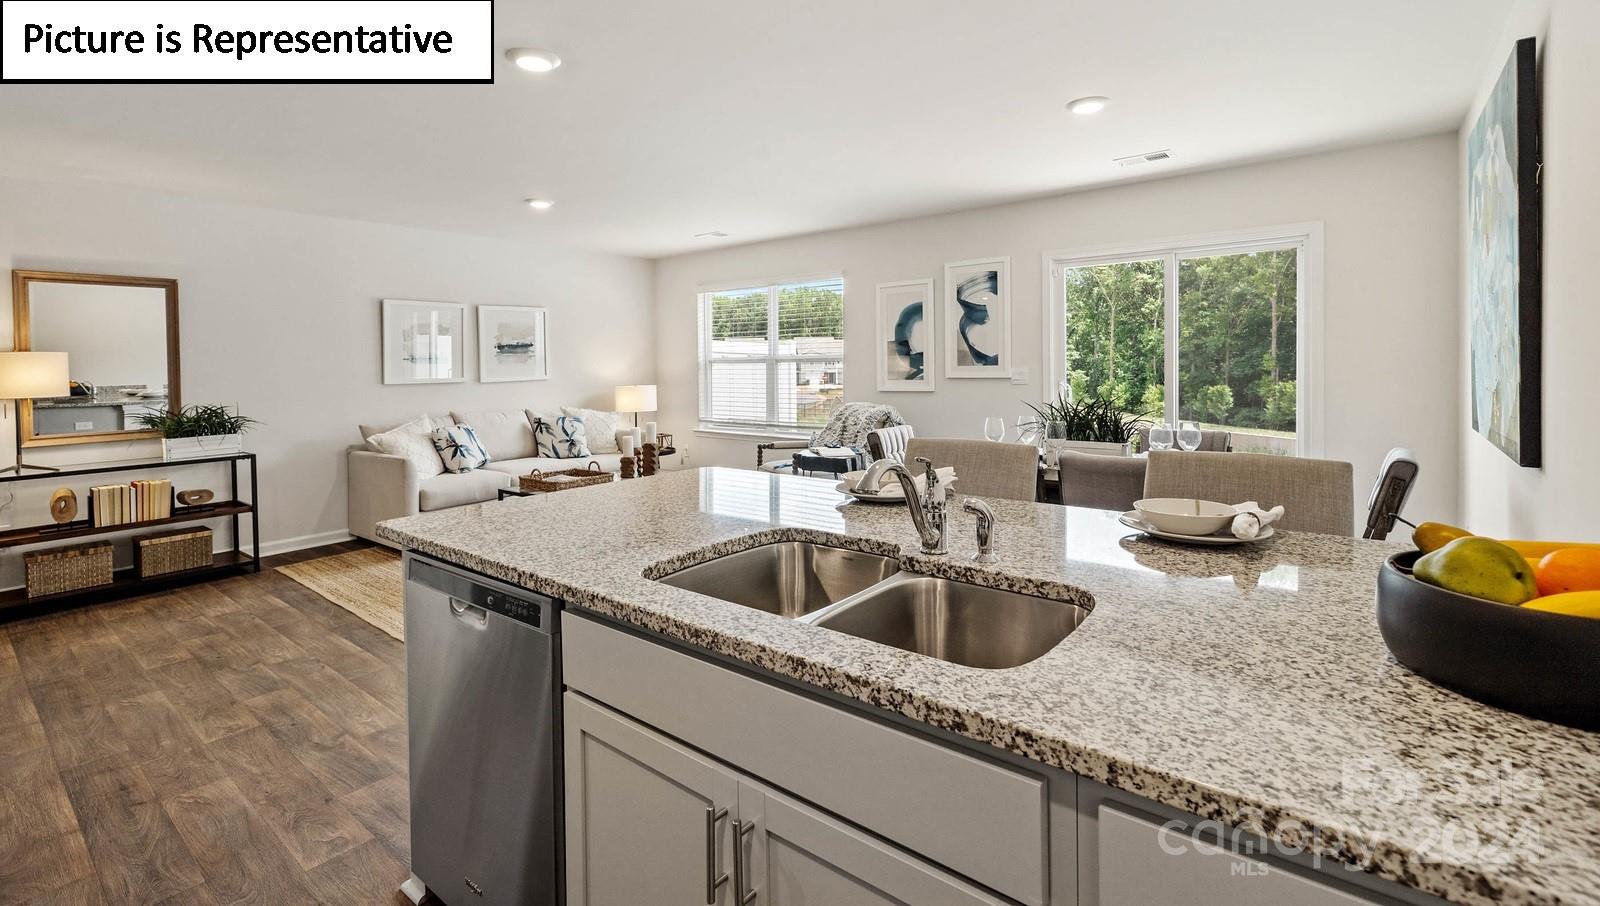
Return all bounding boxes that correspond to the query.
[1230,501,1284,539]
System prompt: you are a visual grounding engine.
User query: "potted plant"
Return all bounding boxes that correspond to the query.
[134,404,259,460]
[1022,394,1150,462]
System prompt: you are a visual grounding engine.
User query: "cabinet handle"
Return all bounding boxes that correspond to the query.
[705,806,729,904]
[732,819,756,905]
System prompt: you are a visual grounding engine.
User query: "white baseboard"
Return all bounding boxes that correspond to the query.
[258,530,355,558]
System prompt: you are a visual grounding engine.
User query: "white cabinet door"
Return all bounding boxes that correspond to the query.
[565,693,741,906]
[735,780,1009,906]
[1095,805,1378,906]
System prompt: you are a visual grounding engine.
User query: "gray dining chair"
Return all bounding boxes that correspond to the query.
[904,438,1038,502]
[1142,450,1355,535]
[1055,450,1146,512]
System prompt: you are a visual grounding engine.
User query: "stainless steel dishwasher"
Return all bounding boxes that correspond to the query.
[401,553,561,906]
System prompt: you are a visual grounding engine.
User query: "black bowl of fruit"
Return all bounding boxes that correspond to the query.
[1377,524,1600,730]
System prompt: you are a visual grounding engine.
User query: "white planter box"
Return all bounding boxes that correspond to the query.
[163,434,243,460]
[1041,438,1131,467]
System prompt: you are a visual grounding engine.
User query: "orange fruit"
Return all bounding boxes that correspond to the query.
[1533,548,1600,597]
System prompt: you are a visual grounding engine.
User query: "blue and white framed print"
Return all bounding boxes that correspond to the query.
[943,257,1011,379]
[876,279,935,392]
[382,299,467,385]
[478,305,550,383]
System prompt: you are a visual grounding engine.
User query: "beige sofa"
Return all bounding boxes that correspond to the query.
[348,408,628,544]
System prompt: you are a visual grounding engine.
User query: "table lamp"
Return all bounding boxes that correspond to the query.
[614,384,658,428]
[0,351,70,475]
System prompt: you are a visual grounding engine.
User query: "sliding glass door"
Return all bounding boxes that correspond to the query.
[1052,229,1313,455]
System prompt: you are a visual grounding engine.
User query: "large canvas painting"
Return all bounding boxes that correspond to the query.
[478,305,549,382]
[1468,37,1541,467]
[382,299,466,384]
[943,257,1011,379]
[876,279,935,391]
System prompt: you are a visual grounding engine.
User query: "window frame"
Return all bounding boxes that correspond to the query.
[1041,223,1324,456]
[697,274,846,434]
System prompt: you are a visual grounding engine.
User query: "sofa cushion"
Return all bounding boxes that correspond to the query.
[418,469,512,510]
[432,424,492,473]
[364,416,445,479]
[533,416,592,459]
[360,413,454,448]
[562,407,623,453]
[451,409,536,460]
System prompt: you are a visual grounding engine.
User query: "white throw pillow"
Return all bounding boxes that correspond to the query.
[562,407,622,453]
[365,416,445,479]
[432,424,493,473]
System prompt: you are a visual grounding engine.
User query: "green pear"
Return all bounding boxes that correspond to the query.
[1413,536,1539,605]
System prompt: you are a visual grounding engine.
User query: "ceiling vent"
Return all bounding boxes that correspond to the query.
[1113,149,1173,168]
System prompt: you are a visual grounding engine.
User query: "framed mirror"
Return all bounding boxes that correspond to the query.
[11,270,181,447]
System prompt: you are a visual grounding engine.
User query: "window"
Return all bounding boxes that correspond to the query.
[1047,226,1319,455]
[699,277,845,432]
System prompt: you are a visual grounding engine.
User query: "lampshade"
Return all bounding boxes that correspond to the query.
[0,352,69,399]
[614,384,658,414]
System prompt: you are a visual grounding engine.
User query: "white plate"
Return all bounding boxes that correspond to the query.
[835,480,907,503]
[1119,511,1274,546]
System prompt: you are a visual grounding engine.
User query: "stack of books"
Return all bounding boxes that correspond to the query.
[89,480,174,527]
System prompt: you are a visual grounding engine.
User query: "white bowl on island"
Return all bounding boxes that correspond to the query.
[1132,498,1237,536]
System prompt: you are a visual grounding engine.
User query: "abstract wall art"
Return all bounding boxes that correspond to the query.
[943,257,1011,379]
[382,299,466,384]
[1467,36,1541,467]
[876,279,935,391]
[478,305,550,382]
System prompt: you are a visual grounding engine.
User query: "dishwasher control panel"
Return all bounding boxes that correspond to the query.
[408,556,553,630]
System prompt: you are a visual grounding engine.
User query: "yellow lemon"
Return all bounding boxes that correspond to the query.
[1522,591,1600,620]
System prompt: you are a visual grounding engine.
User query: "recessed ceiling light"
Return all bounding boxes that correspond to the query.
[1067,96,1110,115]
[694,231,730,239]
[506,48,562,73]
[526,199,555,211]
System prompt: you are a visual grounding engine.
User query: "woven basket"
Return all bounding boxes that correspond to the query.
[24,541,114,598]
[519,463,614,494]
[135,527,214,578]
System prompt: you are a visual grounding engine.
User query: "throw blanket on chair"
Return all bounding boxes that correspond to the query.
[811,403,906,448]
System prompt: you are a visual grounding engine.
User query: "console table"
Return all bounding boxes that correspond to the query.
[0,452,260,621]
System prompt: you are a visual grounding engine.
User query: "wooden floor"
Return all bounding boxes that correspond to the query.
[0,541,415,905]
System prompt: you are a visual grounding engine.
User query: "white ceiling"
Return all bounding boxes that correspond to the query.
[0,0,1509,258]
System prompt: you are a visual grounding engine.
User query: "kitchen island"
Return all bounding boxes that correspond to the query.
[378,467,1600,906]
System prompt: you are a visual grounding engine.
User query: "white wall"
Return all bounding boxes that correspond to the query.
[655,135,1462,525]
[28,282,171,390]
[0,176,655,565]
[1459,0,1600,540]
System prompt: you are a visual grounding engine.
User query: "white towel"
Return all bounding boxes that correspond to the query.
[1231,501,1284,539]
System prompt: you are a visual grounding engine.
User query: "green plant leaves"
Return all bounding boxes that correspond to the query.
[132,404,258,438]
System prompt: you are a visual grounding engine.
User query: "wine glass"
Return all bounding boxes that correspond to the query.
[1177,421,1202,452]
[1148,423,1175,451]
[1016,415,1038,447]
[983,417,1006,443]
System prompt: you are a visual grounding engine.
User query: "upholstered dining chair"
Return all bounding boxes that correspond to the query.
[1055,450,1146,512]
[903,438,1038,502]
[1142,450,1355,535]
[866,425,915,464]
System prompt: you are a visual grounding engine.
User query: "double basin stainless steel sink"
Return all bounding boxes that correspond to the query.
[655,541,1087,669]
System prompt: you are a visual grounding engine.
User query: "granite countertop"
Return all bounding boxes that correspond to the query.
[34,394,166,409]
[377,468,1600,906]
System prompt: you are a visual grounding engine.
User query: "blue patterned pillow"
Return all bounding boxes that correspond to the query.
[432,424,491,473]
[534,416,592,459]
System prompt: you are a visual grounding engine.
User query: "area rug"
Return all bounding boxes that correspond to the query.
[277,547,405,641]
